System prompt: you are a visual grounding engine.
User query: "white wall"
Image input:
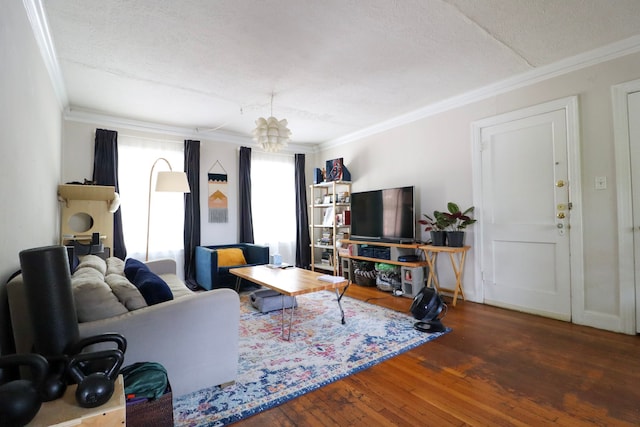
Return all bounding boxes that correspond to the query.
[0,1,62,283]
[315,51,640,331]
[198,137,240,245]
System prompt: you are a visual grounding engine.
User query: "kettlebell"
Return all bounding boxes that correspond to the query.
[40,354,68,402]
[66,333,127,408]
[0,353,48,427]
[67,349,124,408]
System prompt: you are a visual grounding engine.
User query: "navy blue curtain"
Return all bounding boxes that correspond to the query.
[184,140,200,289]
[239,147,254,243]
[93,129,127,259]
[295,154,311,268]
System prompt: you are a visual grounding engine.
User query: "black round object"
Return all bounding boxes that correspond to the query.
[40,357,68,402]
[413,320,446,333]
[410,287,446,321]
[74,374,115,408]
[0,353,48,427]
[68,348,125,408]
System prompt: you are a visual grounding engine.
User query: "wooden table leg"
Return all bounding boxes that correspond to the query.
[425,252,440,292]
[420,245,470,307]
[448,250,467,307]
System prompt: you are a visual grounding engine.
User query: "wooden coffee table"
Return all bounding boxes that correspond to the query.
[230,265,350,340]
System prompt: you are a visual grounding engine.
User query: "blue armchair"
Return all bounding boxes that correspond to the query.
[195,243,270,290]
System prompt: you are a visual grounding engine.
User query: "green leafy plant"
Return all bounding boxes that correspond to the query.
[442,202,476,231]
[418,211,453,232]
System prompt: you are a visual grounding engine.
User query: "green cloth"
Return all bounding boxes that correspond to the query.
[121,362,168,399]
[375,263,398,272]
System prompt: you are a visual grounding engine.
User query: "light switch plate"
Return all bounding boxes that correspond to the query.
[595,176,607,190]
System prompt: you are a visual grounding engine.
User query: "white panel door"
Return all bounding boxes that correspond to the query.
[480,109,571,320]
[628,91,640,332]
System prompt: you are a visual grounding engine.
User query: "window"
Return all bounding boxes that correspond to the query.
[118,135,185,265]
[251,151,296,263]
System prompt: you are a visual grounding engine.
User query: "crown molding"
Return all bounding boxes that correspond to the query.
[27,0,640,153]
[63,108,315,154]
[23,0,68,109]
[321,35,640,151]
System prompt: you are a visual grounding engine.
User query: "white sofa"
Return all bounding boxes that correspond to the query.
[6,256,239,398]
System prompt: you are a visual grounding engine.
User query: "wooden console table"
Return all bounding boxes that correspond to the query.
[420,245,470,307]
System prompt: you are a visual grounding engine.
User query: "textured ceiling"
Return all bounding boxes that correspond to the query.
[42,0,640,144]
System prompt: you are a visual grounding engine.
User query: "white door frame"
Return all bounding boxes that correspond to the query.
[612,79,639,334]
[471,96,585,323]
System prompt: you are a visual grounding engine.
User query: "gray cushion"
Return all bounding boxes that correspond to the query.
[105,273,148,311]
[105,256,125,276]
[71,273,129,322]
[71,255,128,322]
[76,254,107,276]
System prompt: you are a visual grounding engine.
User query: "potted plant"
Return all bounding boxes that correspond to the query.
[418,211,452,246]
[442,202,476,247]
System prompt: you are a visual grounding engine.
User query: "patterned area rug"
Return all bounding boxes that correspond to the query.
[174,290,450,426]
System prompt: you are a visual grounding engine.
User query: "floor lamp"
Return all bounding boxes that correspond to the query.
[146,157,191,261]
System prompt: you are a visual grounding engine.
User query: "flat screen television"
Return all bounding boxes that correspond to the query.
[350,186,415,243]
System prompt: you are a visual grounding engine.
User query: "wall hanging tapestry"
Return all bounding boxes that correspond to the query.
[208,160,228,223]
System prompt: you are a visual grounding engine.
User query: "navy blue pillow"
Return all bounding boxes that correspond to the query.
[124,258,149,283]
[70,254,80,274]
[133,269,173,306]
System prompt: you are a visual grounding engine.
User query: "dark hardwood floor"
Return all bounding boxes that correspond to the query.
[234,285,640,426]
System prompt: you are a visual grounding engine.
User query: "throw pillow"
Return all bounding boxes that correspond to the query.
[69,253,80,274]
[124,258,149,282]
[216,248,247,267]
[75,255,107,276]
[132,269,173,306]
[105,273,148,311]
[106,257,126,276]
[71,274,128,322]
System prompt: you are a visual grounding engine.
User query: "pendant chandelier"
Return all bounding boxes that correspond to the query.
[252,93,291,152]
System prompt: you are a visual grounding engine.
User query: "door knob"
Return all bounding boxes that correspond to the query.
[557,212,566,219]
[556,180,565,187]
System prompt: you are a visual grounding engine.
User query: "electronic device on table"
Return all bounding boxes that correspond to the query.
[350,185,415,244]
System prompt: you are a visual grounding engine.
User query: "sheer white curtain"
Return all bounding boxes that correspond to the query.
[118,136,185,271]
[251,151,296,264]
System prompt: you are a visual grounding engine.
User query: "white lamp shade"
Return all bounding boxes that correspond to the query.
[252,115,291,152]
[155,171,191,193]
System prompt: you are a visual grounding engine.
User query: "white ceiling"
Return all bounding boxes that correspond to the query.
[40,0,640,145]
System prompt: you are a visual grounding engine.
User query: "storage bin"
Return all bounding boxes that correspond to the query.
[360,246,376,258]
[126,387,173,427]
[373,247,391,260]
[123,361,174,427]
[353,260,376,287]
